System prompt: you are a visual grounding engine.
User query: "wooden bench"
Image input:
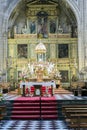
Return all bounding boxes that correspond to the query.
[63,107,87,121]
[62,104,87,113]
[62,105,87,129]
[69,114,87,129]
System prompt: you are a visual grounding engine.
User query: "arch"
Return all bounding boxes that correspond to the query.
[2,0,81,56]
[3,0,80,29]
[2,0,82,71]
[4,0,21,20]
[66,0,80,25]
[66,0,84,71]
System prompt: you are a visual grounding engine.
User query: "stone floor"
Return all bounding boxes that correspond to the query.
[0,120,68,130]
[1,93,87,130]
[3,93,87,100]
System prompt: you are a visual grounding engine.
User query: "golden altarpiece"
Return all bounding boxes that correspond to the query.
[7,1,78,88]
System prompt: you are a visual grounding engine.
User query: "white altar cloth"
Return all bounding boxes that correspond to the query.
[20,81,56,88]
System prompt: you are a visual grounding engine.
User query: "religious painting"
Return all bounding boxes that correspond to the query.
[17,44,27,58]
[49,20,56,33]
[37,11,48,38]
[60,70,68,82]
[58,44,68,58]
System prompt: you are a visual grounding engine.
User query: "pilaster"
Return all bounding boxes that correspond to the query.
[83,0,87,66]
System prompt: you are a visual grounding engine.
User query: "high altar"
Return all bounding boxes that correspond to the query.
[20,81,56,96]
[19,40,60,96]
[7,1,78,89]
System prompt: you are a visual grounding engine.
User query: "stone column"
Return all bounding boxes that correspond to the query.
[30,43,36,60]
[0,10,5,80]
[83,0,87,66]
[77,0,85,71]
[50,44,56,58]
[0,8,8,81]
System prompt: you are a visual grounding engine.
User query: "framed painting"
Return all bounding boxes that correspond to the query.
[58,44,68,58]
[60,70,68,82]
[17,44,27,58]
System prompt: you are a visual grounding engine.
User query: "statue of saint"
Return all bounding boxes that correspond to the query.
[14,26,17,34]
[22,25,29,34]
[30,21,36,34]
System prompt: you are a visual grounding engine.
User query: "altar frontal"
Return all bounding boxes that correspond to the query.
[20,81,56,97]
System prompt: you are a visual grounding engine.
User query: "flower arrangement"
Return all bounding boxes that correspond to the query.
[54,71,62,80]
[19,66,29,81]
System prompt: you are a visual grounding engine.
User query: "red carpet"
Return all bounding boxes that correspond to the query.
[15,96,40,101]
[11,96,58,120]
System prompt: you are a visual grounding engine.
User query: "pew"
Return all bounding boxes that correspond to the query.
[62,104,87,129]
[69,114,87,129]
[62,104,87,113]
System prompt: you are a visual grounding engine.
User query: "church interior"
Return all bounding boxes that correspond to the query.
[0,0,87,129]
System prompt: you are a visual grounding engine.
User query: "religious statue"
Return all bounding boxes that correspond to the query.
[50,20,56,33]
[22,25,29,34]
[14,26,17,34]
[29,21,36,34]
[37,12,48,38]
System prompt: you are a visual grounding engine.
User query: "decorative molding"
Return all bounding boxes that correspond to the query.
[8,38,77,45]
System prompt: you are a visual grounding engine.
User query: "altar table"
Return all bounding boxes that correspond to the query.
[20,81,56,96]
[20,81,56,88]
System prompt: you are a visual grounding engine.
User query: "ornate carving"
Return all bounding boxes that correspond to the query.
[26,5,58,17]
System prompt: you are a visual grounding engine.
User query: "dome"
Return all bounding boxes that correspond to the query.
[35,40,46,53]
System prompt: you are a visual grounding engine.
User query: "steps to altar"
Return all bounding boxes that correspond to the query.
[2,93,87,120]
[54,87,72,94]
[11,96,58,120]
